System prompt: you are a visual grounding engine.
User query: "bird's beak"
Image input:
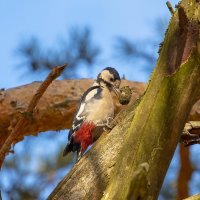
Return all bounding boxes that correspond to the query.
[112,86,121,98]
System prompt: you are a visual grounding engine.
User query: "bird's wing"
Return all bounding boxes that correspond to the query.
[64,85,102,156]
[69,85,101,136]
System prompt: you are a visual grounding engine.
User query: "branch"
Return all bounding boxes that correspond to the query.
[181,121,200,146]
[0,64,66,168]
[26,65,67,112]
[0,80,146,148]
[166,1,175,15]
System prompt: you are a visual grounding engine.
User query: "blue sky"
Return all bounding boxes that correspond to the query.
[0,0,177,88]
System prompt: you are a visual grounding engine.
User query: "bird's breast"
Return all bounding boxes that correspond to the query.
[86,92,114,124]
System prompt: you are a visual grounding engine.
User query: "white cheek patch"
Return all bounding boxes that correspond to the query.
[100,70,110,81]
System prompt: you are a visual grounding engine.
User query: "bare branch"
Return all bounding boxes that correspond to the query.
[166,1,175,15]
[0,80,146,149]
[0,65,67,168]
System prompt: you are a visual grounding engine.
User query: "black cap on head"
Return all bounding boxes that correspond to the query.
[103,67,120,81]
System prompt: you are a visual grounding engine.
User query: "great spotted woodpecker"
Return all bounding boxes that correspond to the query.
[63,67,121,161]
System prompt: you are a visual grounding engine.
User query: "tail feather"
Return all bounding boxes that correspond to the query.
[63,143,71,156]
[63,137,73,156]
[76,149,83,162]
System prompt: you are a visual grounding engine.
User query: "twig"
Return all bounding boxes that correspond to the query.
[181,121,200,146]
[184,140,200,146]
[166,1,175,15]
[0,64,67,168]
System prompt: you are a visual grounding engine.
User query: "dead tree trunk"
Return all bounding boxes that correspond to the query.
[48,0,200,199]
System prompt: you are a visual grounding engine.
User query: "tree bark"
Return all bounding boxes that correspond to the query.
[48,0,200,199]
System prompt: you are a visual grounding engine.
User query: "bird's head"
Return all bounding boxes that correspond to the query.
[97,67,121,97]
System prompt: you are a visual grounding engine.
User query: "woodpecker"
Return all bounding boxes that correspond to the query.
[63,67,121,161]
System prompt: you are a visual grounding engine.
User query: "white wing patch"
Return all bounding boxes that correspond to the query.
[72,87,100,130]
[75,88,98,120]
[75,103,86,120]
[85,88,98,101]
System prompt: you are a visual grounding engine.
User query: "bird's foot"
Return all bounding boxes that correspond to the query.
[103,117,114,132]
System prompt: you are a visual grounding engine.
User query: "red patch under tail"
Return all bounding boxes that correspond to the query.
[74,122,96,152]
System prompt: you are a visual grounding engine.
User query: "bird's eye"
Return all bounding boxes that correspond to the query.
[110,77,114,82]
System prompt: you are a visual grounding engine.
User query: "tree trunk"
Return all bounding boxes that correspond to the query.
[48,0,200,199]
[102,1,200,199]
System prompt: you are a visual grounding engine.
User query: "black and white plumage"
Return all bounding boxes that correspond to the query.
[63,67,121,161]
